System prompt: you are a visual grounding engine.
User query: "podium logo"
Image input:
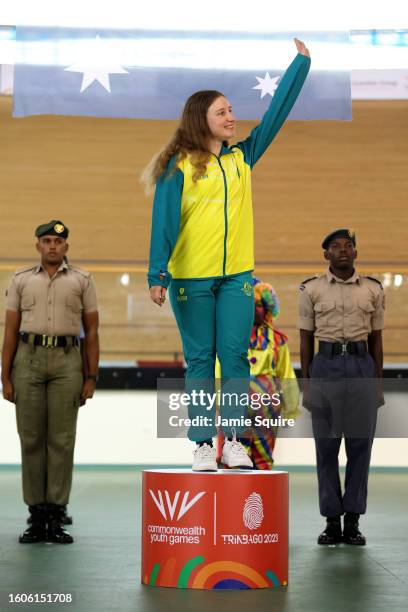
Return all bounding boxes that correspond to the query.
[243,492,264,530]
[149,489,205,521]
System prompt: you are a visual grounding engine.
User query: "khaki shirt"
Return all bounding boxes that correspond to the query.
[298,268,384,342]
[6,261,98,336]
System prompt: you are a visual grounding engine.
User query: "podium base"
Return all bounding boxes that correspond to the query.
[142,469,288,590]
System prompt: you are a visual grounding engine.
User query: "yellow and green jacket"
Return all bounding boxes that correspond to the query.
[148,53,311,288]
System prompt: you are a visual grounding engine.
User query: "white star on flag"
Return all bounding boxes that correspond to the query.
[253,73,280,99]
[65,35,129,93]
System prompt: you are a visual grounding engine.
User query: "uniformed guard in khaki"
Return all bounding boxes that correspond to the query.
[299,268,384,341]
[7,260,97,506]
[298,228,385,547]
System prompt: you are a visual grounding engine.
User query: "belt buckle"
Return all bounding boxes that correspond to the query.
[46,335,56,348]
[341,342,348,356]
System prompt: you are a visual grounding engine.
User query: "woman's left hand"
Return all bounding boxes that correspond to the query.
[294,38,310,58]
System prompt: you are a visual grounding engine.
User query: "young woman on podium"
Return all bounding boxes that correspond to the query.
[145,39,311,470]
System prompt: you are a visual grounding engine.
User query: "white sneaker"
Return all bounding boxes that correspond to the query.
[192,443,218,472]
[222,435,253,469]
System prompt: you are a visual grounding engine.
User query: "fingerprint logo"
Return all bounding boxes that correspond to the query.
[243,492,264,530]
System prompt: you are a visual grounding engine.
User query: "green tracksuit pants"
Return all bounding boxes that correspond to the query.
[169,271,254,441]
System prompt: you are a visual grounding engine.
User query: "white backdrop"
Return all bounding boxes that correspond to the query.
[0,390,406,467]
[2,0,408,29]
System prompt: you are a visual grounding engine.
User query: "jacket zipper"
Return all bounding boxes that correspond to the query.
[215,156,228,276]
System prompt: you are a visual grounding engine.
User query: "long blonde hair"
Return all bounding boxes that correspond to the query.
[141,89,225,192]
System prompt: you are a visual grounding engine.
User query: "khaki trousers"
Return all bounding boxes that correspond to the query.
[12,341,83,506]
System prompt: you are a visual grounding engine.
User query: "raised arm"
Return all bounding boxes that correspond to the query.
[236,38,311,168]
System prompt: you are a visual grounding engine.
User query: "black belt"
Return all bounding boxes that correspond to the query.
[19,333,79,348]
[319,340,367,357]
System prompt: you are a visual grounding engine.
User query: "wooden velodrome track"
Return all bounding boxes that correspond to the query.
[0,96,407,361]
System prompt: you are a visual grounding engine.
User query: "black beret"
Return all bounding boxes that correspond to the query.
[35,220,69,239]
[322,228,356,250]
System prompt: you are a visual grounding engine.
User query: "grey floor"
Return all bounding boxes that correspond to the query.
[1,468,407,612]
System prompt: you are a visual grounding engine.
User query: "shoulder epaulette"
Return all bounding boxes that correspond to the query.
[299,275,318,291]
[68,265,90,278]
[301,275,318,284]
[14,265,37,276]
[363,275,383,288]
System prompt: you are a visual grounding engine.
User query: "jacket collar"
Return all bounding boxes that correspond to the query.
[34,260,69,274]
[326,267,360,284]
[219,142,231,156]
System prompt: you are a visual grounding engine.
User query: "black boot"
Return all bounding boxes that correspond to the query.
[19,504,47,543]
[61,506,73,525]
[46,504,74,544]
[343,512,366,546]
[317,516,342,545]
[28,504,73,525]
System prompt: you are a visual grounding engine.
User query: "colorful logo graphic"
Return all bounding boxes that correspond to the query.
[149,489,206,521]
[243,492,264,530]
[144,556,283,589]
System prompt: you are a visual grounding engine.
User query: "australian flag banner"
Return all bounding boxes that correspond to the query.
[13,27,351,120]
